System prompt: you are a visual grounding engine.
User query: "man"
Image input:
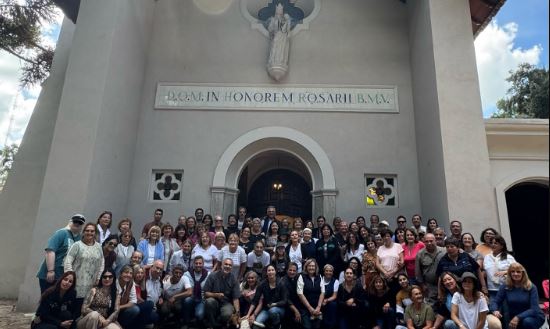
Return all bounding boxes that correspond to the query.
[449,220,462,240]
[433,227,446,247]
[396,215,407,230]
[183,256,210,326]
[194,208,204,223]
[247,240,271,276]
[369,214,380,230]
[334,220,348,247]
[146,260,164,306]
[129,250,144,267]
[411,214,426,234]
[237,206,247,230]
[160,264,192,323]
[311,215,325,240]
[141,209,164,239]
[36,213,85,292]
[415,233,445,305]
[203,258,241,329]
[261,205,277,235]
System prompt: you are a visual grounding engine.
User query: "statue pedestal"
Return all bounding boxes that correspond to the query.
[267,63,288,81]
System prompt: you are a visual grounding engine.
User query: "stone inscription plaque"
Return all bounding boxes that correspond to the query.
[155,83,399,113]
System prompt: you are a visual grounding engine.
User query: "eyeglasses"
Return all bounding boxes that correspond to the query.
[102,275,114,279]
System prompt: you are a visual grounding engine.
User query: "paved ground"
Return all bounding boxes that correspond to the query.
[0,299,33,329]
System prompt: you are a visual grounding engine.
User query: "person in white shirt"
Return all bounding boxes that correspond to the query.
[451,272,489,329]
[216,233,247,281]
[116,265,140,328]
[159,264,192,322]
[246,240,271,276]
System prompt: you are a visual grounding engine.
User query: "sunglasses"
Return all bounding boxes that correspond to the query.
[102,275,114,279]
[398,221,406,224]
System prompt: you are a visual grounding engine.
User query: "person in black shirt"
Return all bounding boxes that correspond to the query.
[33,271,78,329]
[246,264,287,329]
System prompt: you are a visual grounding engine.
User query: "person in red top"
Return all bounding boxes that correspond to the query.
[402,228,425,285]
[141,209,164,239]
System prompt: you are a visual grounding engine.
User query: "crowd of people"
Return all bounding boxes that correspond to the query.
[32,206,546,329]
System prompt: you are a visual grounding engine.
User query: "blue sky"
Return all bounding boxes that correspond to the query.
[497,0,549,67]
[0,1,548,148]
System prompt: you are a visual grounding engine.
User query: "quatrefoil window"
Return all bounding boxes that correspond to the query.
[365,176,397,207]
[152,171,182,201]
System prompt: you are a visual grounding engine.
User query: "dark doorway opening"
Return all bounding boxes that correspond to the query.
[505,182,549,292]
[242,169,312,219]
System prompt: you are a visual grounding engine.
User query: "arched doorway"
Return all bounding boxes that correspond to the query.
[244,169,312,219]
[505,182,549,292]
[237,151,313,219]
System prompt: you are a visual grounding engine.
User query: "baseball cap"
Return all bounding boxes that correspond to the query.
[71,213,86,225]
[380,220,389,227]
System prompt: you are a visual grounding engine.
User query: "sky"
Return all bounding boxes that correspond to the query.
[0,0,548,148]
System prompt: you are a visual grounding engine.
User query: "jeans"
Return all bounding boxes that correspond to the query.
[254,307,285,328]
[204,298,235,328]
[444,319,459,329]
[322,301,338,328]
[183,297,205,323]
[300,309,321,329]
[118,304,140,328]
[136,301,158,327]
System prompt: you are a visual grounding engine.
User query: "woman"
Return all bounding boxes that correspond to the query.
[403,285,435,329]
[77,269,121,329]
[101,235,118,271]
[212,216,226,237]
[376,228,404,295]
[362,236,379,290]
[339,257,361,283]
[249,218,265,245]
[484,235,516,300]
[137,225,164,269]
[33,271,78,329]
[247,264,287,329]
[114,231,134,275]
[203,214,214,232]
[117,218,136,249]
[366,275,396,329]
[315,224,343,275]
[133,267,158,328]
[394,228,406,244]
[239,226,255,255]
[160,223,179,272]
[337,267,363,329]
[96,211,113,244]
[490,263,545,329]
[185,216,196,239]
[115,265,139,328]
[359,226,371,245]
[297,259,324,329]
[476,228,498,258]
[64,223,104,312]
[286,230,304,273]
[191,231,218,272]
[173,224,187,246]
[402,228,425,283]
[216,233,247,281]
[433,272,461,329]
[301,228,317,261]
[265,221,280,255]
[293,217,304,232]
[345,232,365,262]
[356,216,366,229]
[462,233,483,268]
[321,264,339,329]
[427,218,439,234]
[450,272,489,329]
[240,271,259,319]
[190,223,215,248]
[169,239,193,272]
[272,242,290,277]
[349,222,360,236]
[396,273,413,326]
[213,231,227,251]
[226,214,239,237]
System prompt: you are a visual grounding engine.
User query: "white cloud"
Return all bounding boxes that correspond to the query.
[475,21,542,117]
[0,9,63,148]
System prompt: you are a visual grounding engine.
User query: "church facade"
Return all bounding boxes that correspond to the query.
[0,0,547,310]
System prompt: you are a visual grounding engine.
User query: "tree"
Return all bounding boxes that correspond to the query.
[492,63,549,119]
[0,144,19,191]
[0,0,58,87]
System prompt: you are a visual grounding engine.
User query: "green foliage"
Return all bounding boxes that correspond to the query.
[0,144,19,191]
[492,63,549,119]
[0,0,57,86]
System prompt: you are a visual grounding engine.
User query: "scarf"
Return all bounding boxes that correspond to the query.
[192,269,209,300]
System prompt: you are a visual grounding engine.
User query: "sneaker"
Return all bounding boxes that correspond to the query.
[253,321,266,328]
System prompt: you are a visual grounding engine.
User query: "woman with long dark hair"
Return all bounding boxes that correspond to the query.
[366,275,396,329]
[484,235,516,300]
[450,272,489,329]
[246,264,287,329]
[337,267,364,329]
[33,271,78,329]
[315,224,343,275]
[77,269,121,329]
